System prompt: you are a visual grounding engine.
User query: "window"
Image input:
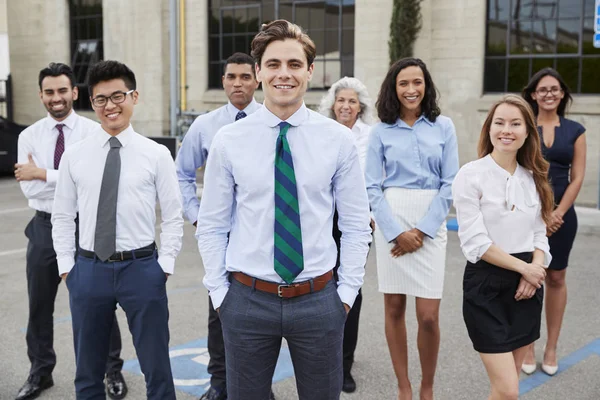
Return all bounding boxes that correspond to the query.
[208,0,355,89]
[69,0,103,110]
[484,0,600,94]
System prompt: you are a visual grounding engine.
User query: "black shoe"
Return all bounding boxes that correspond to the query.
[199,386,227,400]
[342,370,356,393]
[269,389,276,400]
[106,371,128,399]
[15,375,54,400]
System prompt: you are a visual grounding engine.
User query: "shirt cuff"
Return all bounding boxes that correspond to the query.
[157,255,175,275]
[415,220,438,239]
[186,205,200,225]
[46,169,59,184]
[209,286,230,310]
[57,256,75,276]
[337,283,358,308]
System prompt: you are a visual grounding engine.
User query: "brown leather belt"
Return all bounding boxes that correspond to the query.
[231,270,334,298]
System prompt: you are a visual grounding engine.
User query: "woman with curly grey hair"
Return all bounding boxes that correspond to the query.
[319,76,374,394]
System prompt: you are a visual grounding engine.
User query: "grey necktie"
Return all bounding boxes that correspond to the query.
[94,136,122,261]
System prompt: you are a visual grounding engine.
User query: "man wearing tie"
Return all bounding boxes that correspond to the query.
[175,52,271,400]
[196,20,372,400]
[51,60,183,400]
[14,63,127,400]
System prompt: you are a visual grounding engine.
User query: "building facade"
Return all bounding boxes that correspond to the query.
[6,0,600,206]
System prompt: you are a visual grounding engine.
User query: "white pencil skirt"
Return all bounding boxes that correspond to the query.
[374,188,448,298]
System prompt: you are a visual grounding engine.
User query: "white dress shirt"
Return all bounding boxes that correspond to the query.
[196,104,372,309]
[176,99,261,223]
[351,118,371,173]
[452,154,551,265]
[52,125,184,275]
[17,111,99,213]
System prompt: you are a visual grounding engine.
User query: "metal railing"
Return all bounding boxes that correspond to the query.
[0,75,13,121]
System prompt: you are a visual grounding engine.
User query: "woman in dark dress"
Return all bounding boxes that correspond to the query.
[521,68,587,376]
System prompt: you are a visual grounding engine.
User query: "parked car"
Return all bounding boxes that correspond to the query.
[0,116,27,173]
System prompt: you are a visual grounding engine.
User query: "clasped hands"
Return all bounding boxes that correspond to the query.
[546,210,564,236]
[391,228,425,258]
[515,260,547,301]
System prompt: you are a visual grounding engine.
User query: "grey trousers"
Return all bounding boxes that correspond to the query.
[219,277,347,400]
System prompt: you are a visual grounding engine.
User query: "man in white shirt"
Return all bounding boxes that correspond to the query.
[51,60,184,400]
[176,52,275,400]
[196,20,372,400]
[13,63,127,400]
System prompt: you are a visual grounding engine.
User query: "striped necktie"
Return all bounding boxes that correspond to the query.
[274,122,304,284]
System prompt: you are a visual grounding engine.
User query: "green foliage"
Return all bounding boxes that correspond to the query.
[388,0,423,64]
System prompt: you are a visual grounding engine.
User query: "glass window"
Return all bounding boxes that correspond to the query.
[208,0,354,89]
[484,0,600,94]
[69,0,103,110]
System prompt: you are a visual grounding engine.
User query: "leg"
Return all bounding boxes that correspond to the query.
[522,342,536,372]
[68,257,118,400]
[415,298,441,400]
[479,352,520,400]
[544,269,568,367]
[207,296,227,390]
[284,281,346,400]
[384,294,412,400]
[343,288,362,374]
[24,217,61,378]
[219,280,282,400]
[116,256,175,400]
[105,314,124,374]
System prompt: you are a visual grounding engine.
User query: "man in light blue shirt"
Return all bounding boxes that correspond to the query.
[196,20,371,400]
[175,52,263,400]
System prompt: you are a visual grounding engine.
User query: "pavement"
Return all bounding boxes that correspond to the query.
[1,175,600,400]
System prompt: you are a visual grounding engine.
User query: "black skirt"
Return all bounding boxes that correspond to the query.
[462,252,543,354]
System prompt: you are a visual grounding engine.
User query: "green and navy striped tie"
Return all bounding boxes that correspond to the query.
[274,121,304,284]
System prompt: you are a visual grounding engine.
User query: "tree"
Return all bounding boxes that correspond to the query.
[388,0,423,64]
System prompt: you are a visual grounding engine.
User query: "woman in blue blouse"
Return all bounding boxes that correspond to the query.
[520,68,587,376]
[365,58,459,400]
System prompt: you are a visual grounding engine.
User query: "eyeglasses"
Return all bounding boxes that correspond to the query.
[535,87,562,97]
[91,89,135,107]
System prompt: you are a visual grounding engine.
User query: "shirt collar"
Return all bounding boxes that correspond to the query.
[226,99,258,121]
[97,124,134,148]
[352,118,369,133]
[45,110,78,132]
[260,103,309,128]
[387,114,434,129]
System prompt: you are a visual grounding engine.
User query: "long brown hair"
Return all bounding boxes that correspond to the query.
[478,95,554,224]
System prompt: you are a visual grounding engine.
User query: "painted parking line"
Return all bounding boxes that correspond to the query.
[123,338,295,398]
[520,337,600,395]
[446,218,458,232]
[0,247,26,256]
[0,207,30,215]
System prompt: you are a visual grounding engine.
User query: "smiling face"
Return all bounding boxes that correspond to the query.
[333,88,361,128]
[222,63,259,110]
[39,75,78,121]
[91,78,138,136]
[396,65,425,118]
[532,75,564,115]
[256,38,313,119]
[489,103,528,156]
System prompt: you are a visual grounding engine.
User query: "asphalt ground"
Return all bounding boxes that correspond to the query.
[1,175,599,400]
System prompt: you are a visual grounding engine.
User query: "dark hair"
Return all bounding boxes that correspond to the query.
[224,52,256,76]
[251,19,316,68]
[478,95,554,224]
[38,63,76,90]
[87,60,136,95]
[522,67,572,117]
[376,57,440,124]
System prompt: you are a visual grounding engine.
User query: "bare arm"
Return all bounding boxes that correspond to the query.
[556,134,586,216]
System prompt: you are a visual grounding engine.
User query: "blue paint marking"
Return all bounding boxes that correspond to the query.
[446,218,458,232]
[520,338,600,395]
[123,338,295,397]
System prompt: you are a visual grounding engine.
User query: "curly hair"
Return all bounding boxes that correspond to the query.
[522,67,573,117]
[318,77,375,125]
[478,95,554,224]
[376,57,440,124]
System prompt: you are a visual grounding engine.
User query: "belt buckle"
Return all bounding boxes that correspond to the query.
[108,252,124,262]
[277,284,291,298]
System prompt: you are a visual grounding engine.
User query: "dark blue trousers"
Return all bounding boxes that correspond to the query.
[67,252,175,400]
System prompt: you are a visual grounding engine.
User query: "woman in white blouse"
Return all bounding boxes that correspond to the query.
[318,77,374,393]
[452,95,554,399]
